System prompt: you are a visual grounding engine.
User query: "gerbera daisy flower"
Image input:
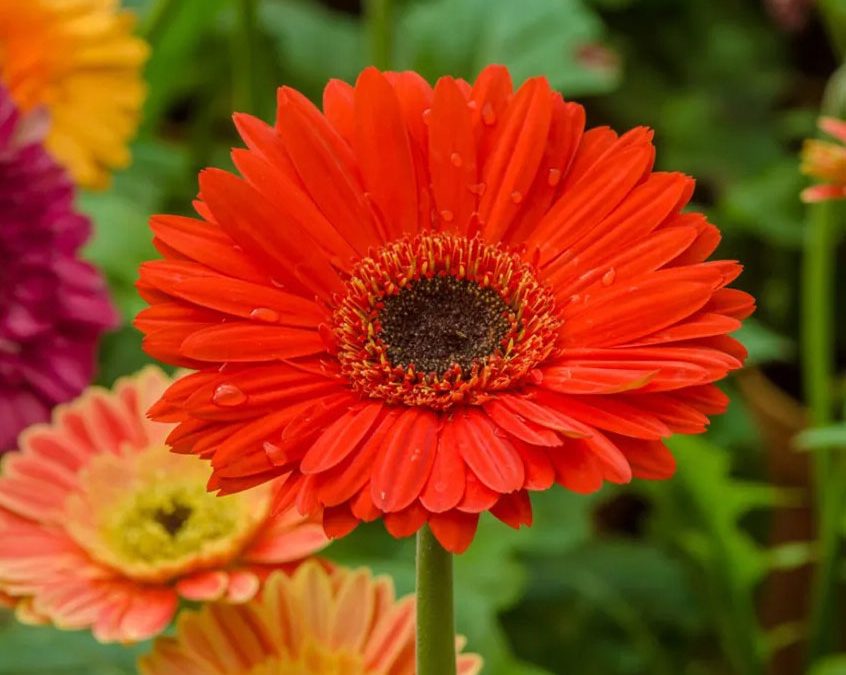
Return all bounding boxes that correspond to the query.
[0,85,116,452]
[139,560,482,675]
[801,116,846,202]
[0,367,329,642]
[0,0,148,188]
[136,66,754,554]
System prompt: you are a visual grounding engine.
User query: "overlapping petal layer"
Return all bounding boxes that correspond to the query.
[139,561,482,675]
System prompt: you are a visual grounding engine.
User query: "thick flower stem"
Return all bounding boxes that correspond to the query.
[416,526,457,675]
[365,0,393,70]
[803,199,843,662]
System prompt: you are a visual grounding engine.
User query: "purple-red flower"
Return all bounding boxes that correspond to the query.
[0,86,117,452]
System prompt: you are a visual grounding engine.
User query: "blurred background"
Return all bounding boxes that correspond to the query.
[2,0,845,673]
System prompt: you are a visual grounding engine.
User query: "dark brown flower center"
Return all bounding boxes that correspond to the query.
[332,233,561,410]
[379,276,510,376]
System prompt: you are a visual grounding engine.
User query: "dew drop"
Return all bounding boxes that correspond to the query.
[466,100,478,110]
[213,383,248,407]
[450,152,463,167]
[602,268,616,286]
[422,108,432,125]
[262,441,284,462]
[569,294,581,304]
[468,182,486,196]
[481,103,496,125]
[440,209,454,222]
[547,168,562,187]
[249,307,280,323]
[511,191,523,204]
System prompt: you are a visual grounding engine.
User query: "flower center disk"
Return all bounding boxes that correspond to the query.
[333,233,560,410]
[379,276,510,376]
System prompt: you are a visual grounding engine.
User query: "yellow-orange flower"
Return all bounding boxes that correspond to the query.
[801,116,846,202]
[139,561,483,675]
[0,0,148,188]
[0,367,329,643]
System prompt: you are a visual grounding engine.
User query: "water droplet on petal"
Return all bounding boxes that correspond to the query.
[422,108,432,125]
[466,100,478,110]
[511,191,523,204]
[547,168,562,187]
[468,182,486,196]
[213,383,248,407]
[249,307,280,323]
[450,152,463,167]
[569,294,581,304]
[481,103,496,125]
[440,209,454,222]
[262,441,285,463]
[602,268,616,286]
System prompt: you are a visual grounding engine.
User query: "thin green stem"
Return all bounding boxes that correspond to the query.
[365,0,394,69]
[232,0,259,113]
[416,526,456,675]
[803,199,842,661]
[803,61,846,664]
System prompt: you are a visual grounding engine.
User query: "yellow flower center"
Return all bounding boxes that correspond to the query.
[106,483,240,565]
[65,445,269,583]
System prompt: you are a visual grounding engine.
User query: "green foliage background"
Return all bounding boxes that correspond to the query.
[2,0,844,673]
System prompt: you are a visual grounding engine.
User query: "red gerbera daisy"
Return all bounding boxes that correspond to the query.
[136,66,754,554]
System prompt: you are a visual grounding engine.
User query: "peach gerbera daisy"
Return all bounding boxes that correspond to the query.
[0,367,329,642]
[0,0,148,188]
[139,561,482,675]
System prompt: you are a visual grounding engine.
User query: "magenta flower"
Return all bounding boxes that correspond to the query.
[0,86,117,451]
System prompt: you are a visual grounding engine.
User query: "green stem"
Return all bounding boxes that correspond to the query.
[365,0,394,69]
[232,0,258,113]
[416,526,456,675]
[803,199,842,662]
[803,61,846,664]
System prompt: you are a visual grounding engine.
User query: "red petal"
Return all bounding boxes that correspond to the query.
[490,491,533,528]
[354,68,419,239]
[420,423,466,513]
[453,411,525,493]
[428,77,479,235]
[428,512,479,554]
[371,410,438,513]
[180,323,324,362]
[301,402,383,474]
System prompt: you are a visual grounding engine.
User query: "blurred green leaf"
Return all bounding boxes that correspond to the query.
[735,318,795,366]
[0,613,146,675]
[812,655,846,675]
[261,0,366,100]
[139,0,230,131]
[795,424,846,450]
[397,0,619,94]
[647,435,777,675]
[81,139,190,323]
